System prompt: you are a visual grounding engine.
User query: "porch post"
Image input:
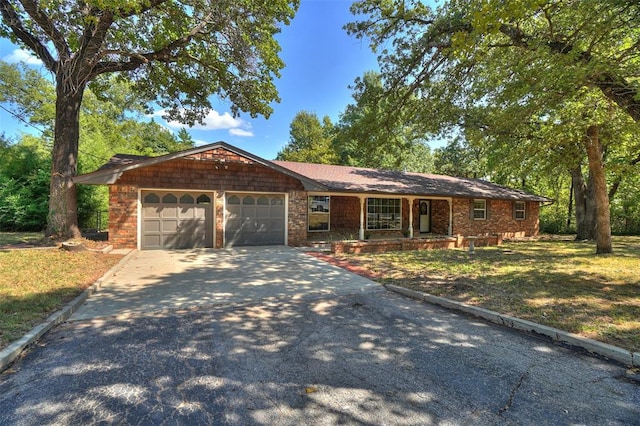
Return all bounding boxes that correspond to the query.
[448,198,453,236]
[359,195,366,240]
[408,197,414,238]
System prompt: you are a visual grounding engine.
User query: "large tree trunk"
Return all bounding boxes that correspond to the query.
[46,78,84,238]
[571,165,596,240]
[583,125,612,254]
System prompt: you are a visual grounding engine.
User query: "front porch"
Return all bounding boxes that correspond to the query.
[306,194,454,243]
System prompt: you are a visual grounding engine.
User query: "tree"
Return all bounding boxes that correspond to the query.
[0,0,298,237]
[347,0,640,253]
[276,111,338,164]
[0,62,198,231]
[433,138,486,178]
[334,71,434,172]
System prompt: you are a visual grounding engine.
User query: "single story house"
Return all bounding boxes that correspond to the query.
[74,141,551,250]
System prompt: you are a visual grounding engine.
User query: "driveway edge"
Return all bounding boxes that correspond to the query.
[386,284,639,368]
[0,250,136,373]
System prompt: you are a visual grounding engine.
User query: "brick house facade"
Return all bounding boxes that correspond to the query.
[75,142,550,250]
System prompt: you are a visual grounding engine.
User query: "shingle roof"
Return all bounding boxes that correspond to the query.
[273,161,550,202]
[75,142,550,202]
[97,154,149,171]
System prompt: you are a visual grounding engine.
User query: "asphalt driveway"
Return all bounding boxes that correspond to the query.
[1,247,639,425]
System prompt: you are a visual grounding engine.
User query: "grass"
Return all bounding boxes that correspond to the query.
[336,236,640,352]
[0,244,123,350]
[0,232,49,247]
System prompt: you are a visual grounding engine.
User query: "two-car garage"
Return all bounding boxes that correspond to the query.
[140,190,286,249]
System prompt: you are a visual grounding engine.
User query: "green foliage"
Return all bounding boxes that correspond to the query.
[276,111,338,163]
[347,0,640,245]
[433,138,487,178]
[334,71,434,172]
[0,0,299,236]
[0,0,299,122]
[0,64,198,232]
[0,136,50,231]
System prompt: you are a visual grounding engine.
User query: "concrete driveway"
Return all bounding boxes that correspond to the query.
[70,246,383,321]
[1,247,639,424]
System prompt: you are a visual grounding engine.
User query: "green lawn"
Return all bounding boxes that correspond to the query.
[336,236,640,352]
[0,247,123,350]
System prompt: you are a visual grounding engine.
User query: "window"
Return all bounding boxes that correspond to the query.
[162,194,177,204]
[473,199,486,220]
[143,193,160,203]
[367,198,401,230]
[197,194,211,205]
[308,196,330,231]
[514,201,526,220]
[180,194,194,204]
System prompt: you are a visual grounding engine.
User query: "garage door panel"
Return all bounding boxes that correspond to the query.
[161,220,179,233]
[143,220,161,233]
[143,235,162,249]
[141,191,213,250]
[143,206,161,218]
[225,193,285,247]
[160,207,178,219]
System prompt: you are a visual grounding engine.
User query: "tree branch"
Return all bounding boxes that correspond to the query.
[18,0,70,60]
[90,12,215,78]
[0,0,57,71]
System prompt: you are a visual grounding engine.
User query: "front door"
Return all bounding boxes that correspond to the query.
[419,200,431,233]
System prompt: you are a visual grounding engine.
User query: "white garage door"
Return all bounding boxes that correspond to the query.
[225,193,285,247]
[141,191,213,250]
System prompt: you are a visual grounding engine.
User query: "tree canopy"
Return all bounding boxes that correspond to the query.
[347,0,640,253]
[0,0,299,237]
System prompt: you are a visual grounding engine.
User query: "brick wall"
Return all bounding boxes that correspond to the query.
[431,200,450,235]
[108,184,138,249]
[214,192,225,248]
[287,191,307,246]
[452,198,539,237]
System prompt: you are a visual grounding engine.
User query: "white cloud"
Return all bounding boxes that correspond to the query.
[3,49,42,65]
[153,108,254,137]
[229,128,254,137]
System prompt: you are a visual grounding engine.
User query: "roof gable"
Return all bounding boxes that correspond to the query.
[74,142,326,191]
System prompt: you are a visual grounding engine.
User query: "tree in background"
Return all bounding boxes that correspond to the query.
[0,62,195,232]
[278,75,435,173]
[347,0,640,253]
[333,71,433,172]
[0,134,50,231]
[276,111,338,164]
[0,0,298,238]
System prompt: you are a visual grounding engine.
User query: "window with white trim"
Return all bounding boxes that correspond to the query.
[473,199,487,220]
[514,201,526,220]
[367,198,401,230]
[308,196,330,231]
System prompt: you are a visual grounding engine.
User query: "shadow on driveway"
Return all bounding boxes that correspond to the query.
[1,290,638,424]
[71,247,382,320]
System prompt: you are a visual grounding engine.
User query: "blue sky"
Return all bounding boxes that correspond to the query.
[0,1,382,160]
